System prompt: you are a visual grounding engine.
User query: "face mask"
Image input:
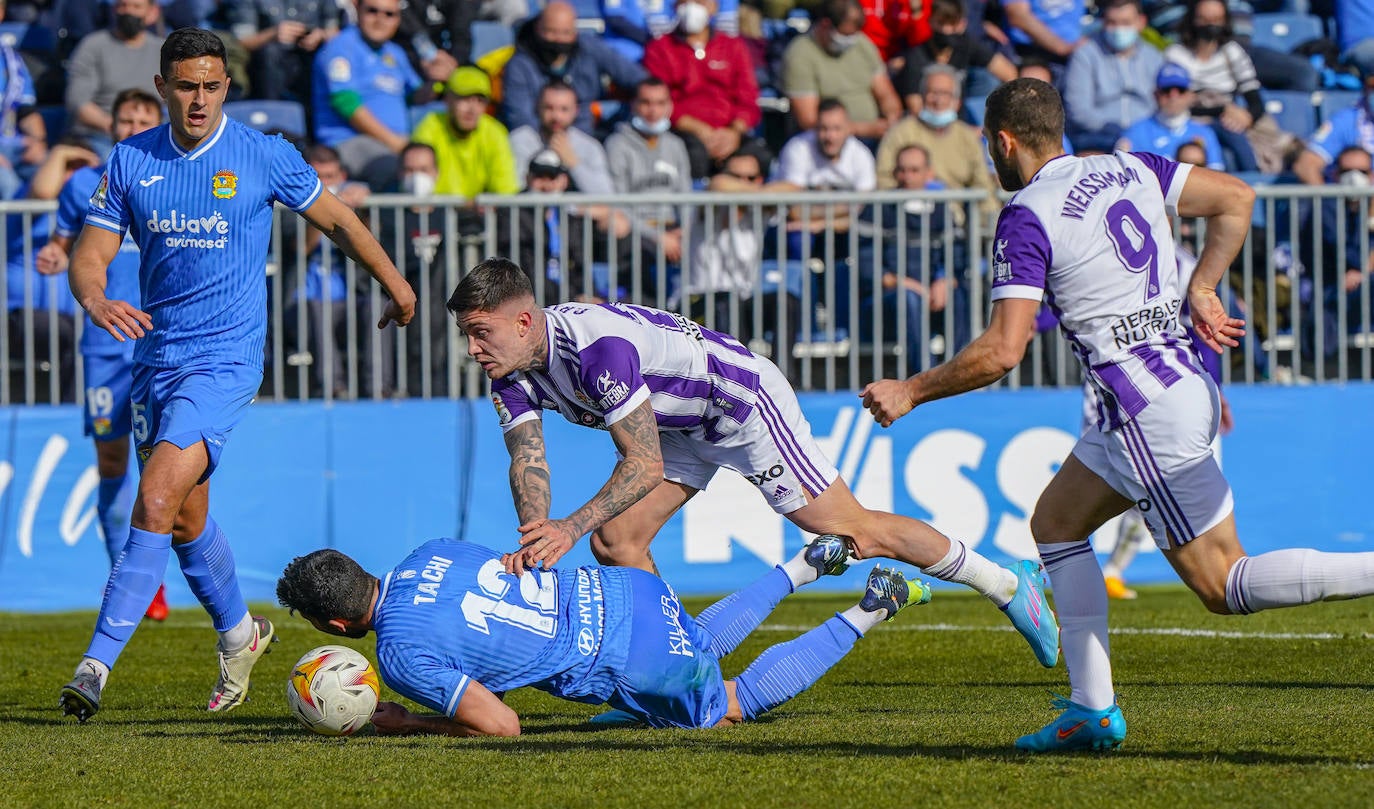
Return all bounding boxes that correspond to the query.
[1158,111,1190,130]
[114,13,144,39]
[632,115,671,136]
[929,31,953,50]
[825,31,860,56]
[1105,26,1138,52]
[677,2,711,35]
[1340,169,1371,187]
[919,107,958,129]
[534,37,575,64]
[403,172,436,196]
[1196,24,1226,42]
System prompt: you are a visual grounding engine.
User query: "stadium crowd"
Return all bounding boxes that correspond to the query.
[5,0,1374,398]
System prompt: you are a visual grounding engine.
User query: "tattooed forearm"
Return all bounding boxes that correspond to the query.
[505,420,552,524]
[564,401,664,539]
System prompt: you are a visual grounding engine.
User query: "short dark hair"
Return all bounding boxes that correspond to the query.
[1098,0,1142,15]
[539,79,579,105]
[815,0,863,28]
[930,0,965,25]
[447,257,535,316]
[984,78,1064,155]
[895,143,932,167]
[817,98,847,118]
[401,141,436,162]
[277,550,375,622]
[111,88,163,122]
[636,76,668,97]
[160,28,227,81]
[304,143,342,166]
[1336,145,1372,169]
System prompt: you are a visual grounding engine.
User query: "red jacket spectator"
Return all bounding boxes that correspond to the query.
[861,0,930,62]
[643,30,761,132]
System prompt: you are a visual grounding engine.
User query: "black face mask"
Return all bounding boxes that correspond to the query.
[114,13,145,40]
[929,31,954,50]
[534,37,576,64]
[1196,24,1227,42]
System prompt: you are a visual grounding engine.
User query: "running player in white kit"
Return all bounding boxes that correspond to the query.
[862,78,1374,752]
[447,257,1062,674]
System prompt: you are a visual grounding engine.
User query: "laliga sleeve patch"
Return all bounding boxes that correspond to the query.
[90,173,110,210]
[328,56,352,84]
[492,393,513,425]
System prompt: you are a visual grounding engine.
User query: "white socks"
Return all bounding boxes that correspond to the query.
[218,612,255,653]
[1040,540,1116,711]
[77,657,110,689]
[1225,549,1374,614]
[921,538,1018,607]
[840,604,883,635]
[781,549,820,590]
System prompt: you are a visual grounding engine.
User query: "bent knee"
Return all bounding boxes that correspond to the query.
[589,528,647,567]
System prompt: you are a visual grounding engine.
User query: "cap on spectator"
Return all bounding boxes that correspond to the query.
[444,65,492,99]
[529,149,568,178]
[1156,63,1191,92]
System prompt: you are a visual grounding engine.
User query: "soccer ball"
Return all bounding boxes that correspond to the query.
[286,645,380,736]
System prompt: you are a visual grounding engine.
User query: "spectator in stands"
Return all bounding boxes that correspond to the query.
[509,81,615,193]
[1337,0,1374,80]
[775,98,876,192]
[893,0,1016,116]
[1001,0,1085,71]
[411,65,519,202]
[782,0,903,141]
[1294,67,1374,185]
[602,0,677,63]
[1163,0,1277,173]
[1061,0,1163,154]
[858,0,929,66]
[605,77,691,264]
[65,0,165,158]
[228,0,342,104]
[644,0,763,179]
[1297,145,1374,351]
[297,144,393,398]
[1117,63,1226,170]
[311,0,446,191]
[501,0,647,135]
[873,64,998,223]
[0,0,46,199]
[397,1,474,67]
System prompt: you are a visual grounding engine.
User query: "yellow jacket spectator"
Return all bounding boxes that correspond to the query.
[412,66,520,198]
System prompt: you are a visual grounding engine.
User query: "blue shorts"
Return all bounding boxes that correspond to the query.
[131,361,262,482]
[607,569,729,729]
[82,353,135,441]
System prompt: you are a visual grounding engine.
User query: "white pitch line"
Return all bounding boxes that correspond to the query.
[757,622,1362,641]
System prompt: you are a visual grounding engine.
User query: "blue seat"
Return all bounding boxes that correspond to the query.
[36,105,66,146]
[222,100,308,138]
[1249,12,1325,53]
[1262,90,1317,139]
[963,95,987,126]
[471,21,514,60]
[0,22,56,54]
[1316,90,1362,125]
[407,101,444,131]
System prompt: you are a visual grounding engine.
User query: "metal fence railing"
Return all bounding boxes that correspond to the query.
[3,183,1373,406]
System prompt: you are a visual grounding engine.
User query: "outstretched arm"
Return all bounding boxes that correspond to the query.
[69,224,151,341]
[861,297,1040,427]
[505,400,663,574]
[370,680,520,737]
[504,419,552,526]
[300,191,416,328]
[1178,167,1254,352]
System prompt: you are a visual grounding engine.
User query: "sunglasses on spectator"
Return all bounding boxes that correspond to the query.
[725,171,760,181]
[361,6,399,17]
[1158,87,1188,96]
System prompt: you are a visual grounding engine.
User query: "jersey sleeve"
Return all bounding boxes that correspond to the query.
[269,135,323,212]
[53,172,93,239]
[575,335,650,425]
[1306,111,1357,166]
[1128,151,1192,217]
[492,375,541,433]
[989,203,1051,302]
[83,147,129,235]
[376,643,472,718]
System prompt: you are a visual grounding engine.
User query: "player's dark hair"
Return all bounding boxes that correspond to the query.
[984,78,1064,155]
[160,28,228,80]
[111,88,163,122]
[447,257,535,315]
[277,550,375,623]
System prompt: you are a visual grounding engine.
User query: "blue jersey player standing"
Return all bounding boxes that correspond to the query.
[60,28,417,722]
[277,536,927,735]
[35,88,169,622]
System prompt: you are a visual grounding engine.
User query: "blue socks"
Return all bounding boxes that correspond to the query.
[173,516,248,633]
[694,566,794,661]
[96,474,135,564]
[733,615,861,720]
[85,527,170,667]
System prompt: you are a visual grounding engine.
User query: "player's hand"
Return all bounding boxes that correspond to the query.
[370,701,413,735]
[507,518,578,574]
[859,378,917,428]
[378,287,416,328]
[35,242,68,275]
[85,297,152,341]
[1188,286,1245,352]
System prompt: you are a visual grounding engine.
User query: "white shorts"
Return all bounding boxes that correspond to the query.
[656,358,839,514]
[1073,373,1233,550]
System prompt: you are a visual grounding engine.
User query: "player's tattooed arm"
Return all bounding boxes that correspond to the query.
[504,420,551,525]
[565,400,664,538]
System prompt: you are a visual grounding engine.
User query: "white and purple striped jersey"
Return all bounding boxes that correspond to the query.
[991,151,1205,430]
[492,302,762,442]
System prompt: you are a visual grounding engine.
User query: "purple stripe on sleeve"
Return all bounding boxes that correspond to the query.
[992,204,1052,293]
[1129,343,1183,388]
[1092,362,1149,421]
[1129,151,1180,198]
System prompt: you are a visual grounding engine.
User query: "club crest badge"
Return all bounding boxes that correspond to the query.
[212,169,237,200]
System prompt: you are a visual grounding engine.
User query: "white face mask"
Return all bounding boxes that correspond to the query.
[403,172,436,197]
[826,30,861,55]
[1340,169,1371,187]
[677,2,710,35]
[1158,111,1190,130]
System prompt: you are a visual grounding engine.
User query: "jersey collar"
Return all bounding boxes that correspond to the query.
[167,113,228,161]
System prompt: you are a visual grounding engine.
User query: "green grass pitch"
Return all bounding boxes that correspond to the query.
[3,587,1372,808]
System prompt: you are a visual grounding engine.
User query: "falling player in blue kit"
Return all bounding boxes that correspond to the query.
[35,88,169,620]
[277,536,928,735]
[59,29,416,721]
[862,78,1374,752]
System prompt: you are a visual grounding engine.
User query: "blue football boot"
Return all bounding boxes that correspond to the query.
[1015,696,1127,752]
[1002,560,1059,667]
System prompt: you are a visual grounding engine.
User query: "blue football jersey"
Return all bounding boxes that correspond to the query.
[56,165,141,358]
[84,114,322,369]
[372,539,633,718]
